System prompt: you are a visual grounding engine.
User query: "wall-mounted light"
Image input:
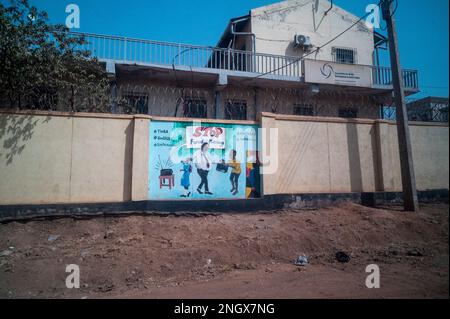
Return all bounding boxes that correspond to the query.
[310,84,320,94]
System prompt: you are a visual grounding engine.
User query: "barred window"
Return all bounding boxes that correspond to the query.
[293,105,314,116]
[339,108,358,119]
[183,97,207,118]
[225,99,247,120]
[332,47,356,64]
[122,93,149,114]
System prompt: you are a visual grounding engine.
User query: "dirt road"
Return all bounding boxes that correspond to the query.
[0,203,448,299]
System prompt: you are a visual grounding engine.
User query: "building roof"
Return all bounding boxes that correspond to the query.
[216,14,251,49]
[407,96,449,107]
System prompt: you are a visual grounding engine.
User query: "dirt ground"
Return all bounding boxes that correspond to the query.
[0,203,448,299]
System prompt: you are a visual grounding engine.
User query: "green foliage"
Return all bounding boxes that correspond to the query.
[0,0,110,112]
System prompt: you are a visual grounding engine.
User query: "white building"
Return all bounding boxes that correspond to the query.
[77,0,419,120]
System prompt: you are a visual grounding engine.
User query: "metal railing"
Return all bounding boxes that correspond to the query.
[69,32,302,77]
[372,66,419,90]
[68,32,419,89]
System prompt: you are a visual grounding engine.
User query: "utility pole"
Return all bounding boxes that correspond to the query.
[381,0,419,211]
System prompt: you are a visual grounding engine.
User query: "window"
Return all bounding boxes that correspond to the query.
[332,47,356,64]
[382,106,396,120]
[183,97,207,118]
[294,105,314,116]
[339,108,358,118]
[225,99,247,120]
[122,93,149,114]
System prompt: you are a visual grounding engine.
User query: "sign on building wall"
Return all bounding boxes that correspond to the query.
[304,59,372,88]
[148,120,260,200]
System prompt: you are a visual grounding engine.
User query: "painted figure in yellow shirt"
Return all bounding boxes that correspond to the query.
[228,150,241,196]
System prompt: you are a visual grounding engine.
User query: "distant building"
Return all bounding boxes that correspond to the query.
[407,97,449,122]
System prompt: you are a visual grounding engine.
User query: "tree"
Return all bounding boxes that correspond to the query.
[0,0,110,112]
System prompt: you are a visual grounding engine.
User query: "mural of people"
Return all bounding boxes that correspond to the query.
[227,150,241,196]
[148,121,259,200]
[180,157,192,198]
[193,142,213,195]
[246,152,261,199]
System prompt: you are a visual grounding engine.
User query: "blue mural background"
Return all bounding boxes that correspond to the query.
[148,120,258,200]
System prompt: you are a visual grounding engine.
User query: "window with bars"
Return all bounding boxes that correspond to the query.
[293,105,314,116]
[183,97,207,118]
[121,93,149,114]
[332,47,356,64]
[339,108,358,119]
[225,99,247,120]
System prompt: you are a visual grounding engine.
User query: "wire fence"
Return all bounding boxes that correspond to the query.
[382,100,449,122]
[108,84,390,120]
[10,81,440,121]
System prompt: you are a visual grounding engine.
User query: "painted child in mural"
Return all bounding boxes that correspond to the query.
[246,151,261,198]
[227,149,241,196]
[193,142,213,195]
[180,157,192,198]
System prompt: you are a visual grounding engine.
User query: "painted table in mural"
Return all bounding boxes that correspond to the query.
[148,120,260,200]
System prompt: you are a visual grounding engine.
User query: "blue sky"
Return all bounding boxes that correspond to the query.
[24,0,450,98]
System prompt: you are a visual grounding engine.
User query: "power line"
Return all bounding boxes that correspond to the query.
[391,0,399,17]
[256,37,291,43]
[380,0,398,30]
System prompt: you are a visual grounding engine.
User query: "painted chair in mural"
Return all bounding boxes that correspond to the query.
[159,175,175,189]
[159,168,175,190]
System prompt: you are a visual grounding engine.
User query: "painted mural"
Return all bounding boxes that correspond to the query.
[148,120,260,200]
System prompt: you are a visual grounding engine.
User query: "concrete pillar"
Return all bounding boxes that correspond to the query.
[214,91,221,119]
[106,62,118,114]
[259,113,277,196]
[253,88,260,121]
[109,80,118,114]
[374,121,395,192]
[131,116,149,201]
[214,72,228,119]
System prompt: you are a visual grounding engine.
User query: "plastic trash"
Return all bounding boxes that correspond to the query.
[336,251,351,263]
[0,249,13,257]
[294,255,309,266]
[47,235,60,242]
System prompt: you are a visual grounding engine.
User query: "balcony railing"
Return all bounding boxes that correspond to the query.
[372,66,419,91]
[68,32,419,90]
[69,32,302,78]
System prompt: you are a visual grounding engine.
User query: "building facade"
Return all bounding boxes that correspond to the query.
[2,1,449,208]
[407,97,449,122]
[74,0,419,121]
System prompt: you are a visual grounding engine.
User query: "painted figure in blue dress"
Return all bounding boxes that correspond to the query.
[180,157,192,198]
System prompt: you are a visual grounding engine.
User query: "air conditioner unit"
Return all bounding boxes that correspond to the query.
[294,34,312,49]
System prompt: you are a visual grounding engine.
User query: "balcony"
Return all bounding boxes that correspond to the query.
[70,32,419,91]
[372,66,419,91]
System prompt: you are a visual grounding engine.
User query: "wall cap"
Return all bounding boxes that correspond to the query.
[259,112,449,127]
[0,109,258,125]
[1,109,447,127]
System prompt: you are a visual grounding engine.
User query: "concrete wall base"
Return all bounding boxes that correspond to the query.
[0,190,448,223]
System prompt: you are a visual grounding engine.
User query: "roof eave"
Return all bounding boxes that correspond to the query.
[215,14,251,48]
